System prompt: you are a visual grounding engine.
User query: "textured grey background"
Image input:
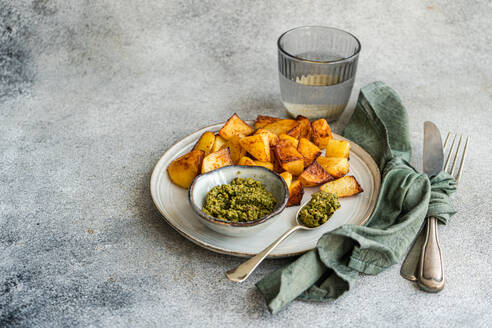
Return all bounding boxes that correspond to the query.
[1,0,491,327]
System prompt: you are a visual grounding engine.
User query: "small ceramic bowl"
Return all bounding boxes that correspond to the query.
[188,165,289,237]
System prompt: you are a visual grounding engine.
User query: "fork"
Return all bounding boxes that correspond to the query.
[417,132,470,292]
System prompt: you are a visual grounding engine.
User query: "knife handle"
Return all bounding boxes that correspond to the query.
[417,216,445,292]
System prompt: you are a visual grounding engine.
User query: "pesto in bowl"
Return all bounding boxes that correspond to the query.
[299,191,340,228]
[202,177,277,222]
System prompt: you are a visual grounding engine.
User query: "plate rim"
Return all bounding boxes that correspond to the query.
[150,120,381,258]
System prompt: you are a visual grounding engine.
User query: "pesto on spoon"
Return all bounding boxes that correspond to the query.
[298,191,340,228]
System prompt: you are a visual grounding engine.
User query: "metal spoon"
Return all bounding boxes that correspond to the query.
[225,203,321,282]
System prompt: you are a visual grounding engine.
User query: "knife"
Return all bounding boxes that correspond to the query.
[400,121,445,292]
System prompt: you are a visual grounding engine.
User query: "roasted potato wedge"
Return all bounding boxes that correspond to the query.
[239,133,270,162]
[219,113,254,140]
[296,115,312,140]
[320,176,363,197]
[279,171,292,188]
[167,150,204,188]
[298,162,335,187]
[286,123,302,139]
[287,180,304,207]
[255,128,279,146]
[212,134,227,152]
[278,134,299,148]
[316,156,350,178]
[201,148,233,173]
[297,137,321,167]
[324,139,350,158]
[274,140,304,176]
[254,115,281,130]
[270,148,283,173]
[263,119,299,136]
[237,156,273,170]
[316,137,333,148]
[193,131,215,155]
[238,156,255,166]
[253,160,274,170]
[312,119,333,147]
[220,136,246,164]
[312,119,332,138]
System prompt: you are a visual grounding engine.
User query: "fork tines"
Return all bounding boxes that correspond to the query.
[443,133,470,185]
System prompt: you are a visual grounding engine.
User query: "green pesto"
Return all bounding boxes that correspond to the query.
[202,177,277,222]
[299,191,340,228]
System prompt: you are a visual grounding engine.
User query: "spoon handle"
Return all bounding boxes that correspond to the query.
[225,224,304,282]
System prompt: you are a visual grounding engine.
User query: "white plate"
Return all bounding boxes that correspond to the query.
[150,121,380,258]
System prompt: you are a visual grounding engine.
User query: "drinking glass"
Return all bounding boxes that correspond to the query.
[278,26,361,121]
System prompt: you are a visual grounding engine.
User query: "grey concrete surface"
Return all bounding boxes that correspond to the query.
[1,0,491,327]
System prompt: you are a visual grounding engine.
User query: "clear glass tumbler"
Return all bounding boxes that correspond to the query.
[278,26,361,121]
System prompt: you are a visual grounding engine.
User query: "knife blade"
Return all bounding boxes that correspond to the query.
[423,121,444,176]
[400,121,444,282]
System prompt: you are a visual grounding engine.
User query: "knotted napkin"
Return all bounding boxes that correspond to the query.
[256,81,457,314]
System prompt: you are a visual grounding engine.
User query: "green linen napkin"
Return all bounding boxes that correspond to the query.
[256,81,457,314]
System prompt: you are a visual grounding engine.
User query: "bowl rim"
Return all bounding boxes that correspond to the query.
[188,165,289,228]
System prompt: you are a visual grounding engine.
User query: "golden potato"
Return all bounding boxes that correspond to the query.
[219,113,254,140]
[324,139,350,158]
[253,160,274,170]
[320,176,363,197]
[287,180,304,207]
[312,119,332,138]
[312,119,333,147]
[286,123,302,139]
[270,148,283,173]
[239,133,270,162]
[238,156,255,166]
[274,140,304,176]
[316,156,350,178]
[254,115,281,130]
[296,115,312,140]
[167,150,204,188]
[297,137,321,167]
[220,136,246,164]
[212,134,227,152]
[263,119,299,136]
[237,156,273,170]
[278,133,299,148]
[254,128,279,146]
[279,171,292,188]
[201,148,233,173]
[298,162,335,187]
[316,137,333,148]
[193,131,215,155]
